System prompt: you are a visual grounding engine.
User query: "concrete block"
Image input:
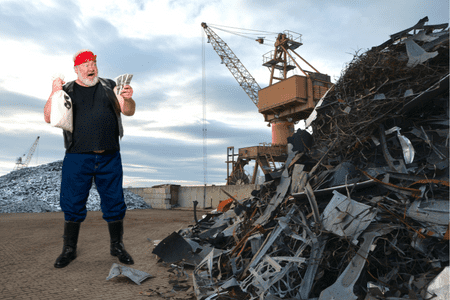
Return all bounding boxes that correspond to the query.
[142,197,171,209]
[143,193,171,200]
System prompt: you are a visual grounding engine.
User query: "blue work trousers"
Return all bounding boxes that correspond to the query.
[60,151,127,223]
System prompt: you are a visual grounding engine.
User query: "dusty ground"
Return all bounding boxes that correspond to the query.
[0,209,209,300]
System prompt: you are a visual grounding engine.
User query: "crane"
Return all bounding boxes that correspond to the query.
[201,23,332,185]
[258,31,332,128]
[13,136,40,171]
[201,23,261,107]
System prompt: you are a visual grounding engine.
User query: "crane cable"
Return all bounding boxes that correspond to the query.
[207,23,278,34]
[208,24,277,45]
[202,27,207,187]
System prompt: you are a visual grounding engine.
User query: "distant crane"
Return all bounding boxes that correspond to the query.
[13,136,40,171]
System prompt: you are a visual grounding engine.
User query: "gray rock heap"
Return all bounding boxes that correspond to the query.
[0,161,151,214]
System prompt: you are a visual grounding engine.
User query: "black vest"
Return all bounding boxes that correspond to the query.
[62,77,124,150]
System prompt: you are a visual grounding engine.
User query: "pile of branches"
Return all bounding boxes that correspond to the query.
[311,17,449,165]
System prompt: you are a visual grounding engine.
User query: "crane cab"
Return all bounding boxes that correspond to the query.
[258,73,332,145]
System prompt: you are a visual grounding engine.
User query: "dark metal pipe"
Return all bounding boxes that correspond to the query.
[193,200,199,224]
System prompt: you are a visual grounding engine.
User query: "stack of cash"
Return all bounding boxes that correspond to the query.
[114,74,133,95]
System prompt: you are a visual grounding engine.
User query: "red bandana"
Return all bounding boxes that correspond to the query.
[74,51,97,66]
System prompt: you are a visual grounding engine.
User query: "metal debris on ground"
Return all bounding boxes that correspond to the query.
[153,17,449,299]
[106,263,152,285]
[140,263,196,299]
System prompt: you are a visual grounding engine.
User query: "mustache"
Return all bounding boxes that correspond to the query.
[78,73,99,87]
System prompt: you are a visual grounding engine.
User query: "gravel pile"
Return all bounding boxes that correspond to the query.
[0,161,151,214]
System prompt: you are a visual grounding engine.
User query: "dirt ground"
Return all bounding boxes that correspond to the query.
[0,209,210,300]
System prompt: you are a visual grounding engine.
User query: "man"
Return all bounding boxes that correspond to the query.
[44,49,136,268]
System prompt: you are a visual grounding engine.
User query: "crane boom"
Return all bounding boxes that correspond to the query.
[201,22,260,106]
[13,136,40,171]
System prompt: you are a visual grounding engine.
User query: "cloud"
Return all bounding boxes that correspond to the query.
[75,0,215,40]
[0,0,448,187]
[0,38,76,100]
[123,175,204,187]
[122,163,158,173]
[0,0,81,52]
[0,90,61,136]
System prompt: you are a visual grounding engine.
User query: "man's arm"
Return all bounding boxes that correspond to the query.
[44,78,65,123]
[44,94,53,123]
[117,85,135,116]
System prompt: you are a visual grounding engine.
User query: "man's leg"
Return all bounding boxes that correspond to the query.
[94,151,134,264]
[54,221,81,268]
[55,153,94,268]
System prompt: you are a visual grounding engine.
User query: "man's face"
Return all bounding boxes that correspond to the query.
[75,60,99,87]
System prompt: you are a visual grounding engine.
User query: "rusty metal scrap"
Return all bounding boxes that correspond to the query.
[152,17,449,300]
[319,224,394,300]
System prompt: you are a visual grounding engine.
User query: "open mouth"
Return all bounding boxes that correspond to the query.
[87,72,95,78]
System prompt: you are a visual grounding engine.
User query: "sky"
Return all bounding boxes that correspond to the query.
[0,0,448,187]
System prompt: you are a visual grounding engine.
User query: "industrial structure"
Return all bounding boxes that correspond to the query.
[201,23,332,185]
[13,136,40,171]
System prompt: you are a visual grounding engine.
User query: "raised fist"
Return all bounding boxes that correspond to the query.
[52,78,66,93]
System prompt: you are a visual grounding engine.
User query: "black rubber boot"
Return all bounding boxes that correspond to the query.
[108,219,134,265]
[54,221,80,268]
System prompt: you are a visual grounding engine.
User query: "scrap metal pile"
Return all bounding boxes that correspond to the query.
[152,18,449,300]
[0,161,150,213]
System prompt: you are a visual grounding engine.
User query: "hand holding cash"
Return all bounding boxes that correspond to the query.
[114,74,133,99]
[114,74,135,116]
[120,85,133,100]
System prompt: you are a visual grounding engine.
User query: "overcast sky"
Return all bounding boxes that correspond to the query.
[0,0,448,187]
